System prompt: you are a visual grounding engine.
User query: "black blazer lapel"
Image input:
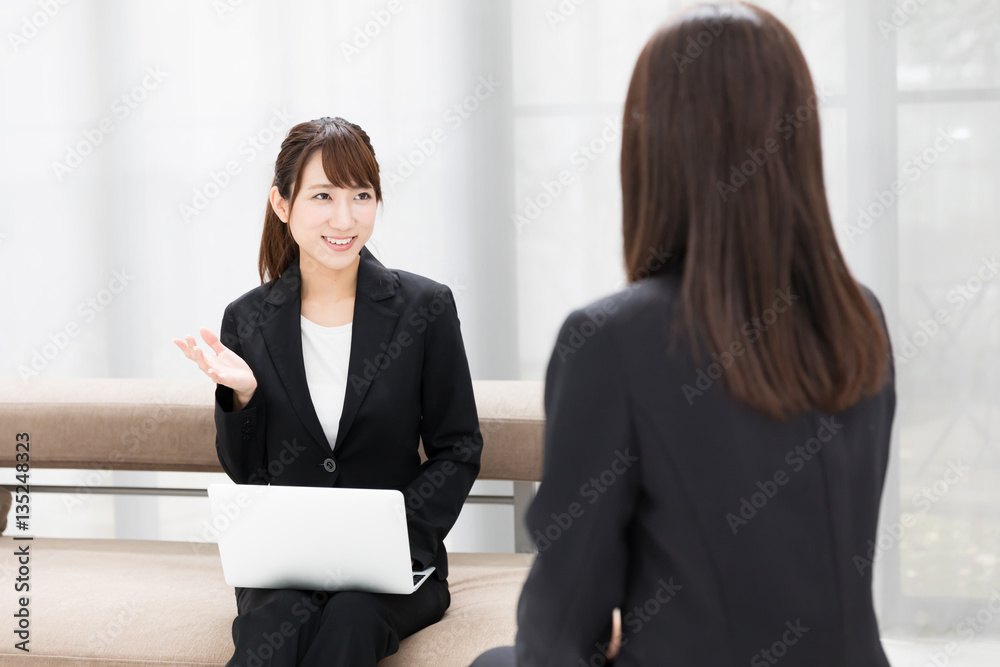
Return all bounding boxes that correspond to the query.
[333,246,399,454]
[260,245,400,458]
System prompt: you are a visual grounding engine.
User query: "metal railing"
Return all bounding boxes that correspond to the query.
[0,480,539,553]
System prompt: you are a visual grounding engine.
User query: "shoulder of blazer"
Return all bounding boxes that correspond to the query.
[569,271,682,332]
[855,280,885,323]
[223,245,448,319]
[391,266,453,308]
[344,244,454,311]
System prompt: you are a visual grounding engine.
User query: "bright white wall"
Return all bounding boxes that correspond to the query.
[2,0,999,645]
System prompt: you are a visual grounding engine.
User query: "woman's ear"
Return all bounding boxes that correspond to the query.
[268,185,290,223]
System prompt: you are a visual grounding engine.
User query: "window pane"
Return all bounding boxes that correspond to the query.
[897,102,1000,597]
[897,0,1000,91]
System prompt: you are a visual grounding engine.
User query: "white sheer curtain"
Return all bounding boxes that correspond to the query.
[3,0,999,647]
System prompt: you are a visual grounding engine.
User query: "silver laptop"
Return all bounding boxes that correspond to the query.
[207,483,436,595]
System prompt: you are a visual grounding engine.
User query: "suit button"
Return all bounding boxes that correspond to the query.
[241,417,251,425]
[242,434,251,441]
[323,458,337,473]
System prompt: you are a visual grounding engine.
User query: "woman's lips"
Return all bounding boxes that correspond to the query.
[323,236,356,252]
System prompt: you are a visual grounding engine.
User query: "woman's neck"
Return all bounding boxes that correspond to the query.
[299,254,359,306]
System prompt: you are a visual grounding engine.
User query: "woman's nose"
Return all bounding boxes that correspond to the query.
[328,197,353,228]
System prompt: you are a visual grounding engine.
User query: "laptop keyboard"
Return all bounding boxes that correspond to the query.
[413,574,424,585]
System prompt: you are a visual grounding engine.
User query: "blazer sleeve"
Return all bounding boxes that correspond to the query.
[514,308,640,666]
[214,302,270,485]
[403,284,483,568]
[866,287,895,387]
[859,284,896,481]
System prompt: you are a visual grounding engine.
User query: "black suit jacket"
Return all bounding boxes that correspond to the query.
[213,245,482,580]
[514,274,896,666]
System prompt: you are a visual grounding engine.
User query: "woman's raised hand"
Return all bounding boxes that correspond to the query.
[172,327,257,400]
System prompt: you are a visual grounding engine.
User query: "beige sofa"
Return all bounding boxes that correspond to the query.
[0,378,543,666]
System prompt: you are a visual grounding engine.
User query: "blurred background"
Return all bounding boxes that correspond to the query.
[1,0,998,659]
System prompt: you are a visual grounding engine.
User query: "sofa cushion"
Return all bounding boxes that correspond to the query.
[0,536,533,666]
[0,379,544,482]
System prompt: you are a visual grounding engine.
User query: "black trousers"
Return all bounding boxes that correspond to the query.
[226,577,450,667]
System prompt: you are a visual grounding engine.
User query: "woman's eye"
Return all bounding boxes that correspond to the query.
[313,193,330,200]
[356,192,372,200]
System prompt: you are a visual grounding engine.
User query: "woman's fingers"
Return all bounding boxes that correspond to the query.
[172,337,202,365]
[193,343,218,376]
[199,326,227,355]
[173,333,220,381]
[175,330,254,392]
[607,607,622,661]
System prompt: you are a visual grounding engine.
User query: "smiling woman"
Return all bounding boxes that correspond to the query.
[264,125,380,327]
[259,117,382,295]
[171,116,482,666]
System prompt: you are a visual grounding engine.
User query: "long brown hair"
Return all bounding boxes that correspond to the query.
[621,1,888,421]
[258,116,382,284]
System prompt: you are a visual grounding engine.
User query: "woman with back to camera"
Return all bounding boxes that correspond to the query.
[173,116,482,666]
[472,2,895,666]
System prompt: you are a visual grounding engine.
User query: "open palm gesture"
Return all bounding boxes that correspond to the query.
[172,327,257,397]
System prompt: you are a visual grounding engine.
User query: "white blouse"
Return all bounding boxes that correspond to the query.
[300,314,353,451]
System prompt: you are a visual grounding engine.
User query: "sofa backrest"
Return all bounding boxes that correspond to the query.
[0,379,544,482]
